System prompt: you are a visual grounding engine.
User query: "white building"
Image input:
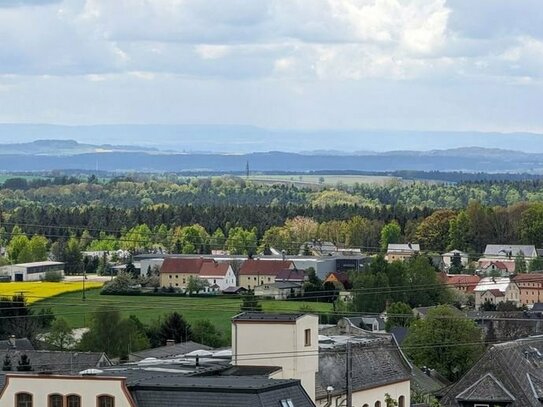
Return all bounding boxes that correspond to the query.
[442,249,469,269]
[0,261,64,282]
[473,277,520,309]
[232,313,319,402]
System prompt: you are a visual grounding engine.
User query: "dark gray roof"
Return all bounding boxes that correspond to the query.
[218,365,283,377]
[222,286,247,294]
[345,316,385,331]
[0,338,34,351]
[316,336,412,400]
[129,377,315,407]
[0,350,110,374]
[411,366,449,395]
[233,312,305,322]
[439,336,543,406]
[390,326,410,345]
[129,341,212,361]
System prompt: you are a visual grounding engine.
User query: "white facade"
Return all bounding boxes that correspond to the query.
[0,374,135,407]
[474,277,520,309]
[232,314,319,402]
[442,250,469,268]
[202,265,236,292]
[316,381,410,407]
[1,261,64,282]
[139,258,165,277]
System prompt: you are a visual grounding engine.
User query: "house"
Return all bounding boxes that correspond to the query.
[222,286,248,295]
[299,241,338,256]
[0,350,111,374]
[473,277,520,309]
[442,250,469,270]
[199,261,236,292]
[413,305,464,320]
[446,274,481,295]
[477,259,516,276]
[254,282,303,300]
[238,260,295,290]
[386,243,420,262]
[316,333,411,407]
[159,258,235,293]
[0,374,135,407]
[275,268,305,284]
[438,336,543,407]
[232,312,319,401]
[324,272,350,289]
[484,244,538,260]
[159,257,205,289]
[512,273,543,306]
[0,261,64,282]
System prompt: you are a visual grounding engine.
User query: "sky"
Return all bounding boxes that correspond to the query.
[0,0,542,134]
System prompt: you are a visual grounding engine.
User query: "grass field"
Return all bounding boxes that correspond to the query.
[0,281,104,304]
[249,174,400,187]
[32,289,333,335]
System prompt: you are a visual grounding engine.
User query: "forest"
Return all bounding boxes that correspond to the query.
[0,175,543,263]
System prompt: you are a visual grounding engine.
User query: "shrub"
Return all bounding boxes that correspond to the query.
[42,271,64,282]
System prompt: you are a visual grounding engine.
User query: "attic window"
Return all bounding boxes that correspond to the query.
[280,400,295,407]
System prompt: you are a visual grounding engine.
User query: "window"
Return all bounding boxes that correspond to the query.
[362,405,369,407]
[280,400,294,407]
[97,395,115,407]
[398,396,405,407]
[16,393,33,407]
[304,329,311,347]
[66,395,81,407]
[49,394,63,407]
[375,402,381,407]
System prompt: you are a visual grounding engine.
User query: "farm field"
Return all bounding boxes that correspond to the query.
[248,174,401,187]
[0,281,104,304]
[32,289,334,336]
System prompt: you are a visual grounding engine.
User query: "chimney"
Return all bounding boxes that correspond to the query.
[166,339,175,347]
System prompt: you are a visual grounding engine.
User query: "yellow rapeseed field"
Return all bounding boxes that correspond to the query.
[0,281,104,304]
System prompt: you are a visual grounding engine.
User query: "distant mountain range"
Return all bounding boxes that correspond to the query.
[0,139,158,155]
[1,123,543,154]
[0,140,542,173]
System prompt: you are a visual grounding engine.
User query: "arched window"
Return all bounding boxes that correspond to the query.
[97,395,115,407]
[49,394,63,407]
[16,393,33,407]
[375,402,381,407]
[398,396,405,407]
[67,395,81,407]
[362,404,369,407]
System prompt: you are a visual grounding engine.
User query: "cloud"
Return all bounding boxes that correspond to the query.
[0,0,60,7]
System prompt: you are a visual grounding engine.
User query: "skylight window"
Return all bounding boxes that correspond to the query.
[280,399,295,407]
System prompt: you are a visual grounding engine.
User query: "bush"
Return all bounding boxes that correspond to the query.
[42,271,64,282]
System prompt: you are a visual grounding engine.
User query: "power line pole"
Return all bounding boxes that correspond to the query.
[346,341,353,407]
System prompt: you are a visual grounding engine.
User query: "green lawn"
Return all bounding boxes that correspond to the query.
[32,289,333,336]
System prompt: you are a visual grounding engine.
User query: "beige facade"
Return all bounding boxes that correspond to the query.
[239,273,277,290]
[232,314,319,402]
[160,271,199,289]
[316,380,410,407]
[0,374,135,407]
[474,278,520,309]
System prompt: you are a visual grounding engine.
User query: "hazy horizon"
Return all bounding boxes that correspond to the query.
[1,123,543,154]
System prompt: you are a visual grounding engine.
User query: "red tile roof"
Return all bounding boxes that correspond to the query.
[238,260,294,276]
[326,272,350,285]
[487,289,505,297]
[479,260,516,273]
[447,275,481,285]
[275,269,305,282]
[512,273,543,283]
[160,258,209,274]
[199,262,231,278]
